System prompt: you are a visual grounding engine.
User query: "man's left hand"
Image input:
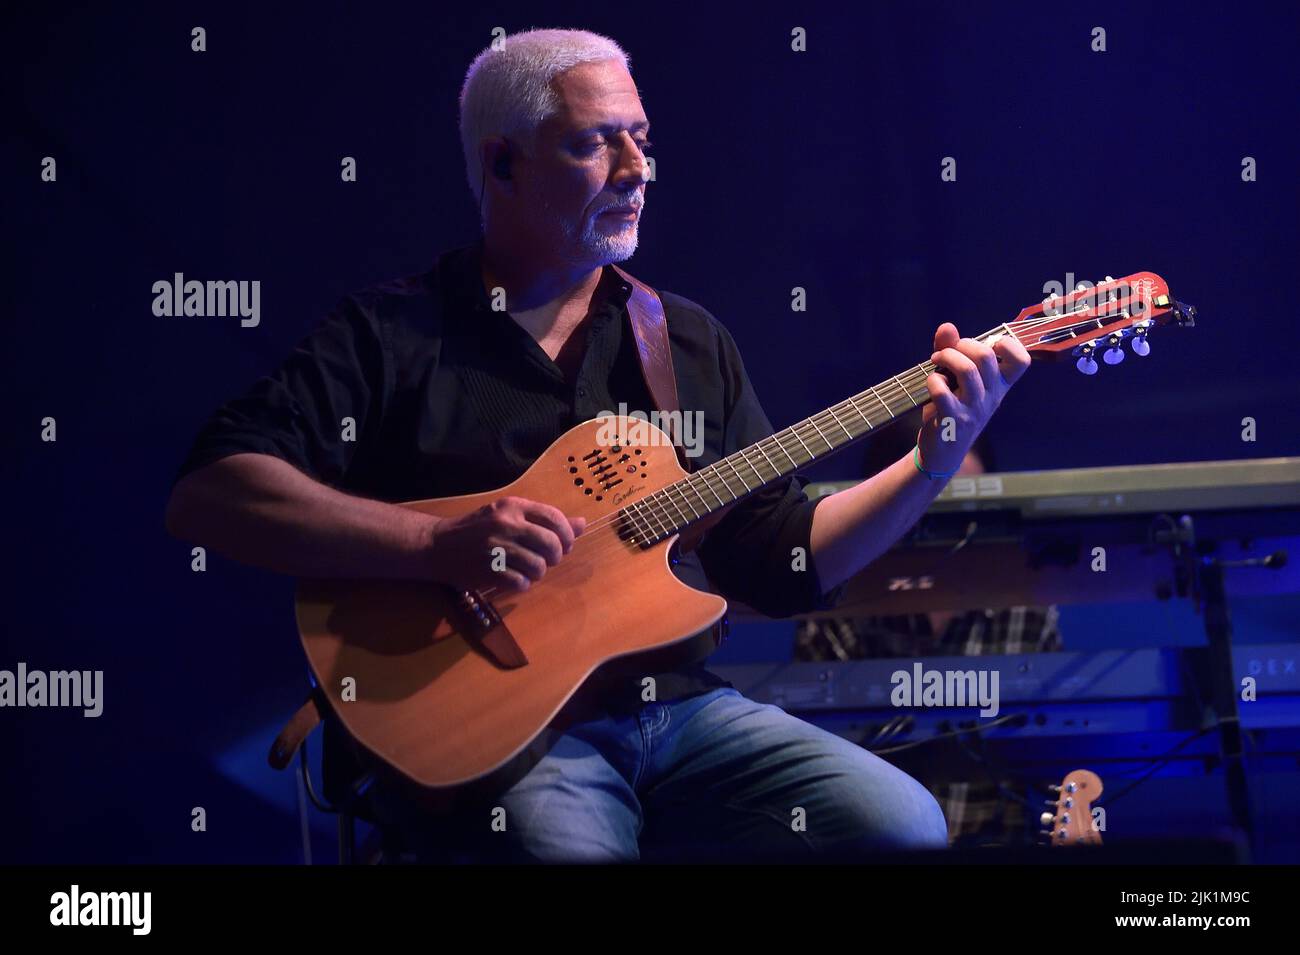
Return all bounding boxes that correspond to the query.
[917,322,1031,474]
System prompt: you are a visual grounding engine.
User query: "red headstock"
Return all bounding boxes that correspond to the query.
[1005,272,1196,375]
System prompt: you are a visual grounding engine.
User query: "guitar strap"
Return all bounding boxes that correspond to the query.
[610,264,688,470]
[611,265,729,649]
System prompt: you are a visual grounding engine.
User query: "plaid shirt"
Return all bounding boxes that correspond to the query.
[795,607,1062,847]
[795,606,1061,660]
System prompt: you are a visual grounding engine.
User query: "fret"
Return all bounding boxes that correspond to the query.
[845,394,874,430]
[710,466,741,501]
[824,405,854,441]
[636,498,670,538]
[620,504,641,541]
[699,469,729,507]
[623,500,644,538]
[805,417,833,452]
[752,439,782,477]
[770,434,800,470]
[868,385,894,419]
[892,374,919,407]
[670,482,701,520]
[620,507,647,543]
[684,475,715,513]
[737,446,767,484]
[658,488,691,526]
[721,455,752,493]
[637,504,659,541]
[788,425,814,461]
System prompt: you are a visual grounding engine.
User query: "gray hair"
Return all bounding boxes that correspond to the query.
[459,28,630,204]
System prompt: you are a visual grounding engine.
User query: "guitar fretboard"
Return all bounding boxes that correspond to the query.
[617,325,1011,547]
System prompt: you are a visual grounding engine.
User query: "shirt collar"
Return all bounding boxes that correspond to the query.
[439,238,634,317]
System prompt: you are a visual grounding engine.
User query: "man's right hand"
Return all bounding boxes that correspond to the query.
[425,496,586,593]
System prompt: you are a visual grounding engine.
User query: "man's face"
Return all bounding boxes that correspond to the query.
[517,59,651,267]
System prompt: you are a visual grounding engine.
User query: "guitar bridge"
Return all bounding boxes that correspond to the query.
[455,589,500,632]
[454,589,528,669]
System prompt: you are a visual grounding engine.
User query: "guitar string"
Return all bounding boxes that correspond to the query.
[473,315,1134,597]
[568,322,1029,539]
[473,312,1142,598]
[474,351,951,596]
[552,311,1108,542]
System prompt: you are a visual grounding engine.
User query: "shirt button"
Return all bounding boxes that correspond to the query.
[577,386,588,398]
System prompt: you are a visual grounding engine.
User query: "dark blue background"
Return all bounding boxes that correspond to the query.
[8,2,1298,863]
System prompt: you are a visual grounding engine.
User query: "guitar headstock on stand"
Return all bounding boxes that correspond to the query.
[1041,769,1104,847]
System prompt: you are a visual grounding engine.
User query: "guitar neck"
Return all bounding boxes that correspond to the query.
[619,325,1011,546]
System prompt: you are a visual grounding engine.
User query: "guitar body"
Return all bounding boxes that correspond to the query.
[295,417,727,796]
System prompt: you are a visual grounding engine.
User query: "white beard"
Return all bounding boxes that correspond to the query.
[538,192,644,270]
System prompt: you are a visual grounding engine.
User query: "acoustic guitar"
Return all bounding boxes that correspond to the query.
[296,273,1195,796]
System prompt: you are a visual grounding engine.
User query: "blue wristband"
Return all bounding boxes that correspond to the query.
[913,445,958,481]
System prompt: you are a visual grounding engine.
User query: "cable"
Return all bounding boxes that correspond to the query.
[869,711,1028,755]
[298,735,338,815]
[857,713,913,748]
[952,722,1047,813]
[1097,726,1218,807]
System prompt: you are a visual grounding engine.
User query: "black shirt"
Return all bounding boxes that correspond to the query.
[174,240,839,710]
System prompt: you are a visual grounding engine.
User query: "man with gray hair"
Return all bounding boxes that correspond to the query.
[166,27,1030,861]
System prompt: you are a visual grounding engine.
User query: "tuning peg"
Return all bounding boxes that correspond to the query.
[1103,336,1125,365]
[1076,340,1107,374]
[1104,275,1115,283]
[1040,812,1055,826]
[1132,331,1151,356]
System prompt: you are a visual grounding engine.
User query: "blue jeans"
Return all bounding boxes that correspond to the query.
[367,687,947,862]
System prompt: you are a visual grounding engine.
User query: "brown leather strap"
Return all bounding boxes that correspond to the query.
[611,264,685,468]
[268,691,324,770]
[612,265,728,646]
